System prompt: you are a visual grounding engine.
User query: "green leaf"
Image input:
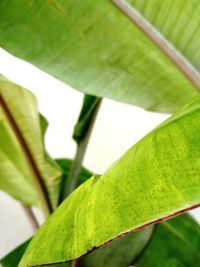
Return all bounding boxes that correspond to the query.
[0,239,30,267]
[56,158,92,200]
[125,0,200,74]
[3,215,198,267]
[80,214,200,267]
[39,114,49,138]
[73,95,101,144]
[0,239,69,267]
[19,95,200,266]
[60,95,101,199]
[0,0,199,112]
[80,226,154,267]
[134,214,200,267]
[56,159,92,203]
[0,75,62,214]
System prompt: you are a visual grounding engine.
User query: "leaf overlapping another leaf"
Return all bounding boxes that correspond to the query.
[0,0,199,112]
[80,226,154,267]
[56,159,92,188]
[0,76,62,213]
[2,214,199,267]
[0,239,30,267]
[134,214,200,267]
[81,214,200,267]
[19,95,200,266]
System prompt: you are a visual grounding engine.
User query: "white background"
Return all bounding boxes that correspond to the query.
[0,48,199,259]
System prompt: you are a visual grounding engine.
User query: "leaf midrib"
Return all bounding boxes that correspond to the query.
[0,93,52,216]
[111,0,200,93]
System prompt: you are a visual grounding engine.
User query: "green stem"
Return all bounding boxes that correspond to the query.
[22,204,39,231]
[61,97,102,200]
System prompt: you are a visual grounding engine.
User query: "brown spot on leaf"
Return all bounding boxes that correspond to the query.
[47,0,68,16]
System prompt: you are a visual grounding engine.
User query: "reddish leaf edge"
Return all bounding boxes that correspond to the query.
[25,203,200,267]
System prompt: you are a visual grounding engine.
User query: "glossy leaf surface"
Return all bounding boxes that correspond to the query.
[19,95,200,266]
[0,76,62,210]
[0,1,199,112]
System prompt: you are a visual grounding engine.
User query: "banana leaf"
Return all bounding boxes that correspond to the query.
[0,75,62,214]
[19,95,200,266]
[0,0,199,112]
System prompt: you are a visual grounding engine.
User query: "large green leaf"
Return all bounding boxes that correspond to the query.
[126,0,200,72]
[0,0,199,112]
[3,215,199,267]
[0,75,62,213]
[56,158,154,266]
[134,214,200,267]
[19,95,200,266]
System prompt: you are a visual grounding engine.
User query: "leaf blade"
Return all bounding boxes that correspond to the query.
[73,95,101,144]
[111,0,200,91]
[0,75,62,213]
[80,226,154,267]
[80,214,200,267]
[19,95,200,266]
[0,239,30,267]
[134,214,200,266]
[0,0,199,112]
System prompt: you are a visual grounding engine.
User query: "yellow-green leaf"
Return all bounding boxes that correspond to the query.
[80,214,200,267]
[19,95,200,266]
[0,75,62,214]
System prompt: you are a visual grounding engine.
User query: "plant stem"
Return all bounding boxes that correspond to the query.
[22,204,39,231]
[61,98,102,267]
[72,259,81,267]
[61,97,102,200]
